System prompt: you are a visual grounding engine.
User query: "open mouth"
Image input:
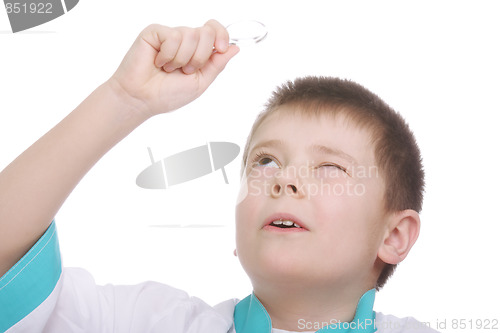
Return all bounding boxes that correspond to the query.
[263,213,308,231]
[268,219,303,229]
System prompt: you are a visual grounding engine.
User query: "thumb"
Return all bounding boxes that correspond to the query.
[199,45,240,87]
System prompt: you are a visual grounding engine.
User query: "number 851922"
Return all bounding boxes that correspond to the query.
[5,2,53,14]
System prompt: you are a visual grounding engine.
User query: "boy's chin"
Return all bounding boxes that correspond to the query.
[246,258,344,289]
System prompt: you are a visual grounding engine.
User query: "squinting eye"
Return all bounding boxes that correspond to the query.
[322,163,344,170]
[319,163,349,175]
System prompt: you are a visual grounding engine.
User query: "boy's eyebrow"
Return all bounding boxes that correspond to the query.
[248,139,283,156]
[310,144,358,165]
[248,140,357,164]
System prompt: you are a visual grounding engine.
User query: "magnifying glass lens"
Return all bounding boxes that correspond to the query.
[226,20,268,46]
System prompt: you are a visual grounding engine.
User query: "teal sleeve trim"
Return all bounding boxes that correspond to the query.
[0,221,61,332]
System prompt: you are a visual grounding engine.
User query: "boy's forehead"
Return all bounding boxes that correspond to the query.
[251,107,376,160]
[258,105,360,131]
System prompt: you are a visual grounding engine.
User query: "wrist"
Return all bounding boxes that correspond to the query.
[104,77,153,123]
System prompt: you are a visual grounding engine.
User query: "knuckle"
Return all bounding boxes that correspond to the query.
[204,19,222,28]
[142,23,161,35]
[144,23,158,31]
[169,29,182,44]
[199,24,216,41]
[183,28,200,43]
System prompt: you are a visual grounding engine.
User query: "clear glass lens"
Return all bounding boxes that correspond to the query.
[226,20,268,46]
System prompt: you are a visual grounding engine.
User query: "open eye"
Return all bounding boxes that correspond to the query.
[252,152,280,168]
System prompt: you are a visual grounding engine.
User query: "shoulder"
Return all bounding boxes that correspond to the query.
[10,266,235,332]
[57,267,236,332]
[375,312,439,333]
[1,222,236,332]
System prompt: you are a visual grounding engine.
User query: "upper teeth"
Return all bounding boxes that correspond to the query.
[271,220,301,228]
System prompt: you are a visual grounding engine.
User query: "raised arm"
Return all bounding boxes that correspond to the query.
[0,20,239,276]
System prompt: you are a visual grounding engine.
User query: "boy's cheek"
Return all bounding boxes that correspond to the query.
[236,168,274,203]
[239,176,274,203]
[235,188,261,228]
[236,176,249,205]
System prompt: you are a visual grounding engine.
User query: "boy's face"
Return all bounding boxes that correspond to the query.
[235,106,388,292]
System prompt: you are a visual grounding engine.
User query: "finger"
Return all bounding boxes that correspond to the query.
[138,23,165,51]
[164,28,199,73]
[204,19,229,53]
[183,25,217,74]
[198,45,239,87]
[154,28,182,68]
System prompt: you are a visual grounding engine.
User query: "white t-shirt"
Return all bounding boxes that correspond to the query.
[0,223,438,333]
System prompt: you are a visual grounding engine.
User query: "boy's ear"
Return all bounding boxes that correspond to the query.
[377,209,420,265]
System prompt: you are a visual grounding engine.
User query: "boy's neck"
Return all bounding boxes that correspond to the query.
[253,282,371,332]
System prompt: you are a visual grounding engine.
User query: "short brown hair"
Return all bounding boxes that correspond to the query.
[241,76,425,289]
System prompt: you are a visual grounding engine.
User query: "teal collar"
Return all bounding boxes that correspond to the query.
[234,289,377,333]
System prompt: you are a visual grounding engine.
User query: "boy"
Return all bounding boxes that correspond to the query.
[0,20,437,332]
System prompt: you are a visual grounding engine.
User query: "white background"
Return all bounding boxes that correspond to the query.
[1,1,499,332]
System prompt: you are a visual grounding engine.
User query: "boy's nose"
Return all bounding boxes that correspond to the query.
[270,183,298,197]
[270,173,304,199]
